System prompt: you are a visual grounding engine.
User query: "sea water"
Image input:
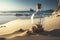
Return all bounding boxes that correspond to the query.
[0,11,52,24]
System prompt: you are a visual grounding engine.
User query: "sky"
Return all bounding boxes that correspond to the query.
[0,0,58,11]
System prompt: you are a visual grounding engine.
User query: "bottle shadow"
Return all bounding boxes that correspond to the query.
[31,24,60,37]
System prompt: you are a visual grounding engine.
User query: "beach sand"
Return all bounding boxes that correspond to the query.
[0,10,60,40]
[5,11,60,40]
[0,15,60,40]
[7,35,60,40]
[0,18,40,35]
[43,10,60,31]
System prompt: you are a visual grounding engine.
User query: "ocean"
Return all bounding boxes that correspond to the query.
[0,11,53,24]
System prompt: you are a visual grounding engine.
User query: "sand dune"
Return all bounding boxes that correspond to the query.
[0,10,60,39]
[0,31,28,39]
[0,12,60,35]
[0,18,40,35]
[43,10,60,31]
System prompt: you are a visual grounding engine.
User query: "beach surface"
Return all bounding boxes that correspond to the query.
[0,18,41,35]
[6,34,60,40]
[0,10,60,40]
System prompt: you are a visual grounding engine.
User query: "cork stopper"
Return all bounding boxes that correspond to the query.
[36,3,41,9]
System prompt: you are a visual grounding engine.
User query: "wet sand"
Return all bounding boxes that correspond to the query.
[7,35,60,40]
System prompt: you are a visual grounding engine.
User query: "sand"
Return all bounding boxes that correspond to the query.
[7,35,60,40]
[0,10,60,40]
[0,31,28,39]
[0,18,40,35]
[43,10,60,31]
